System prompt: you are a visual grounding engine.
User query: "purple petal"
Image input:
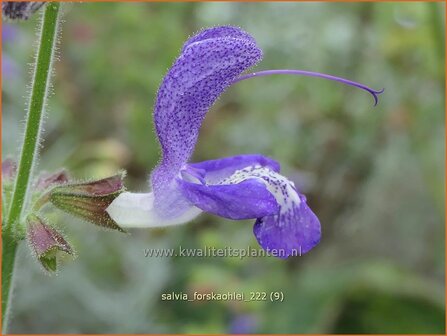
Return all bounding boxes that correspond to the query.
[254,194,321,258]
[178,177,278,220]
[183,155,321,257]
[182,26,256,53]
[2,2,45,20]
[188,154,280,184]
[177,155,281,219]
[151,27,262,213]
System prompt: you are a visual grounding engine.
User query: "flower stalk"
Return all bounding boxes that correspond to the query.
[2,2,60,330]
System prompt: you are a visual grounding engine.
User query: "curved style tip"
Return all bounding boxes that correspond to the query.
[371,88,385,107]
[233,69,384,107]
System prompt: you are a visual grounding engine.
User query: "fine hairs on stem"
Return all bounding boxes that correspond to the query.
[2,3,61,332]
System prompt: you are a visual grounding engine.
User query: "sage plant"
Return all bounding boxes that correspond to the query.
[2,16,382,332]
[107,26,383,257]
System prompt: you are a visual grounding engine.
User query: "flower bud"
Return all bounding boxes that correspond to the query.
[2,2,45,20]
[48,173,126,232]
[26,214,73,272]
[35,170,69,191]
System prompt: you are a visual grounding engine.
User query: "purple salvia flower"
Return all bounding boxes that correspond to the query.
[107,26,383,258]
[2,2,45,20]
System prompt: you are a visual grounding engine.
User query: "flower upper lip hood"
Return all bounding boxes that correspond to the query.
[151,27,263,219]
[106,26,383,258]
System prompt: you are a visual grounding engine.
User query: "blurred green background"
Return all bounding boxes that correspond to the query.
[2,2,445,334]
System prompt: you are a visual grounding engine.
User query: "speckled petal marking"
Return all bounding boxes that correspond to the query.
[150,26,262,219]
[177,154,280,220]
[220,165,321,257]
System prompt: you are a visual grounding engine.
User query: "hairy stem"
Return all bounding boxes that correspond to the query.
[2,3,60,331]
[1,237,17,332]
